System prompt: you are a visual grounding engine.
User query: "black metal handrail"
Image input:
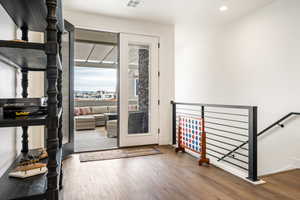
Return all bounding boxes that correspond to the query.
[218,112,300,162]
[173,101,255,109]
[171,101,258,182]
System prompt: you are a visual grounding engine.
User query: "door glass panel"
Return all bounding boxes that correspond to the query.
[128,44,150,134]
[62,31,70,144]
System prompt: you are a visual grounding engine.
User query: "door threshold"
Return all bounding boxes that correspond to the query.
[74,146,119,154]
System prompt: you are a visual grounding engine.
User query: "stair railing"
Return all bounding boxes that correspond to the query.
[218,112,300,162]
[171,101,259,182]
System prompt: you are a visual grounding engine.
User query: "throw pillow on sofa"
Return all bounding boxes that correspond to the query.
[80,107,92,115]
[91,106,108,114]
[74,107,81,116]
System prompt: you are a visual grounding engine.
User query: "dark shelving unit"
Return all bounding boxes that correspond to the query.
[0,0,64,33]
[0,0,65,200]
[0,40,62,71]
[0,148,62,200]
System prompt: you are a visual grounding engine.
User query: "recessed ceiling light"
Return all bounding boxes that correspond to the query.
[127,0,142,8]
[219,5,228,12]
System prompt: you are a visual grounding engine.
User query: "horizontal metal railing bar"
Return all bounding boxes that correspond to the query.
[171,101,256,110]
[176,108,201,113]
[176,108,202,112]
[206,121,248,131]
[207,137,248,151]
[207,153,248,171]
[206,132,246,143]
[204,111,248,117]
[176,112,202,118]
[206,142,248,158]
[206,126,248,137]
[207,148,248,164]
[205,115,249,124]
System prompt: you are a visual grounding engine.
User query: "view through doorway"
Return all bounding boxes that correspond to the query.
[74,29,119,152]
[73,30,160,152]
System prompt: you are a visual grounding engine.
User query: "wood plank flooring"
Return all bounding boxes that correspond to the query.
[62,146,300,200]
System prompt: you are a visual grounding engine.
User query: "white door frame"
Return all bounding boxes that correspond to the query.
[119,33,159,147]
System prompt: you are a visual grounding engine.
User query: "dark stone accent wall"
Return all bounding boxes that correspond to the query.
[137,49,149,112]
[136,48,149,133]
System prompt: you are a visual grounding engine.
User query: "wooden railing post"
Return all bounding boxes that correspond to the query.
[175,116,185,153]
[199,106,209,165]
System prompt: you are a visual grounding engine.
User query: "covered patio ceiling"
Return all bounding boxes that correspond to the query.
[75,42,118,69]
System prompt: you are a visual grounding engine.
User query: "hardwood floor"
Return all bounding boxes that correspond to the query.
[62,146,300,200]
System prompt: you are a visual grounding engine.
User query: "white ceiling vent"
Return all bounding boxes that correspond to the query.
[127,0,142,8]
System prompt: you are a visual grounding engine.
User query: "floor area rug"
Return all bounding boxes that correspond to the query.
[79,147,162,162]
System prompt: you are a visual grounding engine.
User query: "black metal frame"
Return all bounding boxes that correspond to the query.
[62,20,75,158]
[247,107,257,181]
[171,101,259,182]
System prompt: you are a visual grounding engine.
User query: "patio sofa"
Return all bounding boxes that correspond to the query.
[75,106,116,131]
[74,105,138,131]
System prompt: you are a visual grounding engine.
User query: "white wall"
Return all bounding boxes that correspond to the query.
[14,30,45,150]
[175,0,300,176]
[0,5,17,176]
[64,10,175,145]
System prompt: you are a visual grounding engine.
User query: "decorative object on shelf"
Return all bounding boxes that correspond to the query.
[18,148,49,166]
[0,98,47,107]
[9,148,49,179]
[3,105,47,118]
[0,98,47,118]
[9,163,47,179]
[10,39,27,43]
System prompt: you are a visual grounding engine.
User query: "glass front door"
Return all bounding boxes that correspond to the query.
[119,33,159,147]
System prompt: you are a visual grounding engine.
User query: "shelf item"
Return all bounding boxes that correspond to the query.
[3,106,47,118]
[0,0,64,32]
[0,107,62,128]
[0,148,62,200]
[0,98,47,118]
[9,163,47,179]
[0,98,46,107]
[0,40,62,71]
[0,115,46,127]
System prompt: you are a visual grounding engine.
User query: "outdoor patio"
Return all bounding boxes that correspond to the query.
[75,127,117,152]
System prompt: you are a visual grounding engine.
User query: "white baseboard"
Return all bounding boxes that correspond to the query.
[209,158,266,185]
[292,158,300,169]
[181,148,266,185]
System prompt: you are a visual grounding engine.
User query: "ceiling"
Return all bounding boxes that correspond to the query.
[75,42,118,68]
[75,42,149,69]
[64,0,275,25]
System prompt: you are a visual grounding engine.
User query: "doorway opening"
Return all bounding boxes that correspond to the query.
[73,30,160,152]
[74,29,119,152]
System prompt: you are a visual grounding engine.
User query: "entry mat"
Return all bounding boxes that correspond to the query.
[79,147,162,162]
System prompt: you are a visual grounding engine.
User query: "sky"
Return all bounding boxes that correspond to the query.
[74,67,117,92]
